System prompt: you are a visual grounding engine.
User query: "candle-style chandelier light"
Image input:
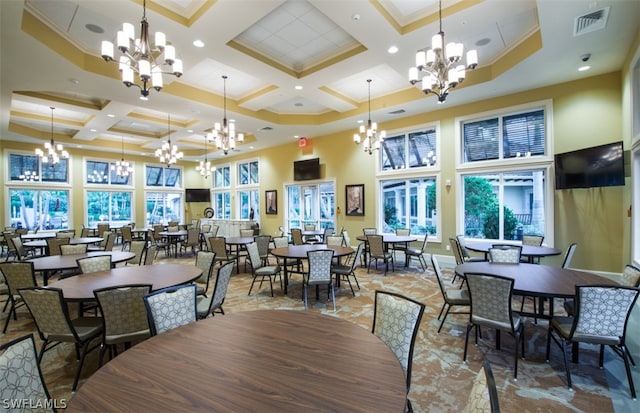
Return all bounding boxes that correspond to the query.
[111,136,133,177]
[408,0,478,103]
[100,0,183,100]
[35,107,69,167]
[207,76,244,155]
[196,135,214,179]
[155,114,183,166]
[353,79,386,155]
[19,170,39,182]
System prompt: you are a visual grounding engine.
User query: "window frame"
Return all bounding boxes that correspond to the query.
[6,150,71,186]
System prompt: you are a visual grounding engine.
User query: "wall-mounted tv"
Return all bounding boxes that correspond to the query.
[294,158,320,181]
[185,188,211,202]
[554,141,625,190]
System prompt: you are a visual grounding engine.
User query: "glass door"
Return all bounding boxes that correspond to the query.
[286,181,335,232]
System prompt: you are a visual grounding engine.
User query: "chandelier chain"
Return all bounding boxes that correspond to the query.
[353,79,385,155]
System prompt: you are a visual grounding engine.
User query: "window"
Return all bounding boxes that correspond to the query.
[145,165,181,188]
[458,103,552,242]
[380,177,437,236]
[9,153,69,183]
[238,190,259,221]
[238,160,259,185]
[462,109,545,163]
[213,191,231,219]
[214,165,231,188]
[285,182,335,231]
[87,191,132,227]
[8,189,69,230]
[382,128,437,171]
[86,160,133,185]
[145,192,183,226]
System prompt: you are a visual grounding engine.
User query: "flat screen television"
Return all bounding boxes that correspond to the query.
[185,188,211,202]
[554,141,624,189]
[294,158,320,181]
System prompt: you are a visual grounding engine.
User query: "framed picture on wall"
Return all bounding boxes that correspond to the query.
[345,184,364,216]
[265,190,277,214]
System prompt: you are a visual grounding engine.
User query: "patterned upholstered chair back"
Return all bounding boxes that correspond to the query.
[290,228,304,245]
[372,290,425,396]
[254,235,271,260]
[431,255,450,297]
[56,230,75,239]
[103,232,116,251]
[94,285,152,343]
[210,225,220,237]
[195,251,216,285]
[144,284,197,336]
[466,273,515,331]
[240,229,254,237]
[97,223,110,235]
[77,255,112,274]
[489,245,522,264]
[463,359,500,413]
[209,237,230,260]
[210,261,234,312]
[450,238,465,265]
[120,226,133,244]
[127,240,147,265]
[272,236,288,248]
[18,287,77,339]
[572,285,639,340]
[46,237,70,256]
[60,244,88,255]
[325,235,343,246]
[143,245,157,265]
[362,227,377,235]
[367,234,386,257]
[561,243,577,269]
[522,234,544,246]
[306,250,333,284]
[396,228,411,236]
[304,224,315,231]
[620,265,640,287]
[0,334,51,409]
[0,262,37,299]
[246,242,263,271]
[342,230,351,247]
[201,224,212,234]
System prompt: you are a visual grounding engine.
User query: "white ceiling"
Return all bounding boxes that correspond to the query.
[0,0,638,162]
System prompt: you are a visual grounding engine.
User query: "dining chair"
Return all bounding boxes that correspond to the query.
[325,235,343,246]
[148,229,169,257]
[271,236,300,273]
[126,240,147,266]
[463,272,525,379]
[449,237,467,285]
[0,261,38,333]
[120,226,134,251]
[463,359,501,413]
[366,234,394,275]
[561,243,577,269]
[56,230,75,239]
[240,228,254,237]
[60,243,88,255]
[331,242,364,296]
[94,284,152,366]
[247,242,282,297]
[522,234,544,246]
[456,235,485,263]
[372,290,425,413]
[546,284,639,398]
[144,284,197,336]
[143,245,157,265]
[46,237,69,256]
[197,261,234,319]
[96,223,110,236]
[77,255,112,274]
[290,228,304,245]
[392,228,411,262]
[488,245,522,263]
[194,251,216,296]
[0,334,52,405]
[178,227,200,256]
[208,237,235,268]
[362,227,377,235]
[405,236,429,271]
[18,287,103,391]
[431,255,470,333]
[304,249,335,311]
[254,235,272,267]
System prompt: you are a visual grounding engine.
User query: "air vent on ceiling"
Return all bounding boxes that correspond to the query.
[388,109,406,115]
[259,126,273,131]
[573,6,610,36]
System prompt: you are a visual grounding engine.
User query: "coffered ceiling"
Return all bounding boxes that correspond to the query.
[1,0,638,162]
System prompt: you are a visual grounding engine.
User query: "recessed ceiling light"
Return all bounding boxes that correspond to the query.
[249,146,254,149]
[107,114,115,118]
[578,65,591,72]
[357,120,364,124]
[193,40,205,48]
[187,129,193,133]
[294,135,299,139]
[295,85,303,90]
[387,45,398,54]
[90,129,97,132]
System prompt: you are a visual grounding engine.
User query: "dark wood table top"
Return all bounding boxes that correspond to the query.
[23,237,103,248]
[67,310,407,413]
[356,234,418,244]
[463,240,561,258]
[455,262,616,298]
[27,251,135,272]
[271,244,354,259]
[46,263,201,301]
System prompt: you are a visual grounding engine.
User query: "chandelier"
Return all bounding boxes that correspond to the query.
[207,76,243,155]
[353,79,386,154]
[196,135,214,178]
[35,107,69,167]
[100,0,183,100]
[111,136,133,177]
[19,170,39,182]
[408,0,478,103]
[155,114,183,166]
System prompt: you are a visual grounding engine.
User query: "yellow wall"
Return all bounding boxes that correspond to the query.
[0,71,628,272]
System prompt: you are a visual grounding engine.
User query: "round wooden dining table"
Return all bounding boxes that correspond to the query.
[158,230,189,257]
[23,236,104,249]
[271,244,354,294]
[27,251,135,285]
[462,240,561,263]
[20,232,56,240]
[67,310,407,413]
[46,263,202,301]
[224,236,256,273]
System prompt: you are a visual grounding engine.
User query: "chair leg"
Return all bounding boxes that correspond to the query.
[330,284,336,312]
[303,285,308,311]
[561,339,573,390]
[463,324,473,362]
[72,341,90,392]
[619,345,637,399]
[438,306,451,333]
